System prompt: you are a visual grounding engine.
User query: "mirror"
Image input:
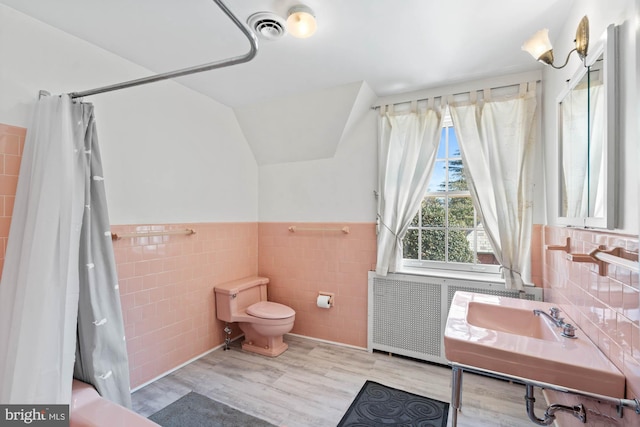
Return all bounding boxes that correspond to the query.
[558,24,617,229]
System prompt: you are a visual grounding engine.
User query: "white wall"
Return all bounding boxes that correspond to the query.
[258,82,378,222]
[542,0,637,234]
[0,5,258,224]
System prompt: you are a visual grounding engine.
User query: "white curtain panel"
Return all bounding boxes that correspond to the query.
[376,108,441,275]
[0,95,85,403]
[449,85,537,290]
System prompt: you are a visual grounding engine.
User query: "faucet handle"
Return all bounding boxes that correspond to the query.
[549,307,561,319]
[561,323,577,339]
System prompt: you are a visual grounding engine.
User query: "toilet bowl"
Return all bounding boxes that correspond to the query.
[214,276,295,357]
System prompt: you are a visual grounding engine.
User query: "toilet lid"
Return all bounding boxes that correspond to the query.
[246,301,295,319]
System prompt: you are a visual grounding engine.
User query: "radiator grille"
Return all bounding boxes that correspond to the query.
[372,278,441,357]
[368,272,542,364]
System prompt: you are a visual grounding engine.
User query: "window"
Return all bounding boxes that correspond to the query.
[402,114,500,274]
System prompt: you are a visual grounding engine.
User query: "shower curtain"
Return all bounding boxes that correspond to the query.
[0,95,131,407]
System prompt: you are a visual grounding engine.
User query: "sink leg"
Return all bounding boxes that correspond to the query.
[451,365,463,427]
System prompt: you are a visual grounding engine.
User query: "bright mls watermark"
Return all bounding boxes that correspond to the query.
[0,405,68,427]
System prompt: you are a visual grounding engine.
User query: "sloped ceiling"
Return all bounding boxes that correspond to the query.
[234,81,365,165]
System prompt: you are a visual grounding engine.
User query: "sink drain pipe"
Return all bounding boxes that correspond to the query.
[525,384,586,425]
[449,363,640,427]
[524,383,640,425]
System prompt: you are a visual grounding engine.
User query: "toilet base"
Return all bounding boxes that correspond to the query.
[241,337,288,357]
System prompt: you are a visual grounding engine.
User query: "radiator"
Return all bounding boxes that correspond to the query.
[367,271,543,364]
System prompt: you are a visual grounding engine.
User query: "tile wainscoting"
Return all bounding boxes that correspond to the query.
[112,222,258,388]
[543,225,640,426]
[258,222,377,349]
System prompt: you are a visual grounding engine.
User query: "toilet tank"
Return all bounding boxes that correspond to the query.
[214,276,269,322]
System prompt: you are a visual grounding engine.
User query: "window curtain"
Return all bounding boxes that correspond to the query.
[0,95,131,407]
[376,106,442,275]
[449,84,537,290]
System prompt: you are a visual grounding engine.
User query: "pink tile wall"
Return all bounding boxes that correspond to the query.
[258,223,377,348]
[112,223,258,388]
[542,225,640,426]
[0,124,25,275]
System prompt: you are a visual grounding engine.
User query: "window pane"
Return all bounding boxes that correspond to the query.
[470,224,500,265]
[448,196,474,227]
[400,113,499,272]
[448,127,460,157]
[409,209,419,227]
[422,197,445,226]
[428,161,447,192]
[448,229,474,263]
[448,159,467,191]
[421,229,446,261]
[403,229,419,260]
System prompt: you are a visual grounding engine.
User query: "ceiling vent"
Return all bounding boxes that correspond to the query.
[247,12,287,41]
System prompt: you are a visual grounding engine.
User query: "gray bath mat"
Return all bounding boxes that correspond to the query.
[148,391,276,427]
[337,380,449,426]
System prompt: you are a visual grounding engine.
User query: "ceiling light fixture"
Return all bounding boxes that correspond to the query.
[522,16,589,69]
[286,5,317,39]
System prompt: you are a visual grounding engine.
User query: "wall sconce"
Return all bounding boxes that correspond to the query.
[522,16,589,69]
[287,5,317,38]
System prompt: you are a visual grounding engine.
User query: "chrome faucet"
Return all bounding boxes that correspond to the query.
[533,307,578,339]
[533,307,565,327]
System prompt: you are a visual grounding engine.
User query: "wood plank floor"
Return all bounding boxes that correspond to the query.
[131,335,546,426]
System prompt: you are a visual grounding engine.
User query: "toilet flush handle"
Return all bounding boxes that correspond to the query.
[231,293,237,299]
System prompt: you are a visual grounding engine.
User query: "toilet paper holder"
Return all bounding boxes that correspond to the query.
[318,292,334,307]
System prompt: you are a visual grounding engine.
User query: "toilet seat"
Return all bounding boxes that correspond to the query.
[247,301,295,319]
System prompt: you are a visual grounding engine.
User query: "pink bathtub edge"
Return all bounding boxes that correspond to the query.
[70,380,158,427]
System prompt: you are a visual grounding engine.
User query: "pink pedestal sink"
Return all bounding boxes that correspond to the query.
[444,291,624,397]
[444,291,627,426]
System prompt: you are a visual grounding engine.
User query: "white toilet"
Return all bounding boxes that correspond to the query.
[214,276,295,357]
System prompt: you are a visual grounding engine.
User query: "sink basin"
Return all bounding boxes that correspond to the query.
[444,291,625,398]
[466,301,560,341]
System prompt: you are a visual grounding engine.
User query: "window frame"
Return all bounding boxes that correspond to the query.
[401,113,501,276]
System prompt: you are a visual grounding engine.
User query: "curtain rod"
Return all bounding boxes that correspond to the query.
[67,0,258,99]
[371,71,542,109]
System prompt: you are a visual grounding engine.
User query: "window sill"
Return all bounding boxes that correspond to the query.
[394,266,506,284]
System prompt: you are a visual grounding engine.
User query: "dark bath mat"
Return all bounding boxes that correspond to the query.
[338,380,449,426]
[148,391,277,427]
